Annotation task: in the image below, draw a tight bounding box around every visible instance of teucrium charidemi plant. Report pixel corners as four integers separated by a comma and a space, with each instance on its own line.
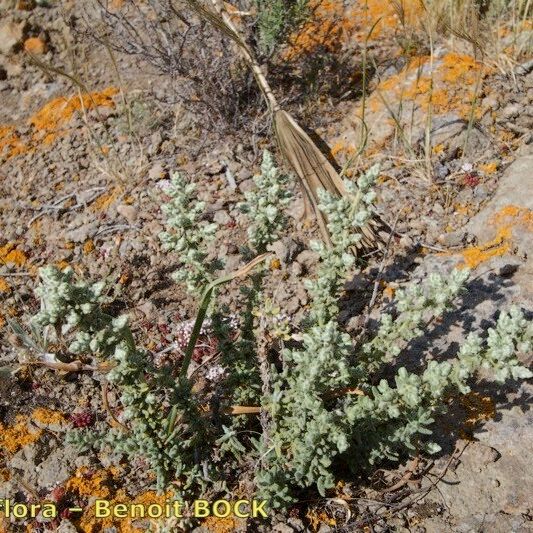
158, 172, 218, 294
239, 149, 292, 252
254, 165, 532, 506
32, 266, 133, 359
33, 268, 210, 494
28, 154, 531, 510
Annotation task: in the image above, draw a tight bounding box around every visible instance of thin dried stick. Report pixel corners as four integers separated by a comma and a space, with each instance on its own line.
102, 381, 130, 432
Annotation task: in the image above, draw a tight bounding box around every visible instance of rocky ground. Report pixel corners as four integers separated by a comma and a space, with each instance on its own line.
0, 0, 532, 532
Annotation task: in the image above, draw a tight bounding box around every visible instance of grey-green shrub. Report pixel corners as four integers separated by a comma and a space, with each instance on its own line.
29, 154, 531, 509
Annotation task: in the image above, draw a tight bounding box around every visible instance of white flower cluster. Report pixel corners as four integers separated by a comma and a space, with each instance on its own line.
306, 165, 379, 325
239, 150, 292, 252
159, 172, 218, 294
32, 266, 131, 358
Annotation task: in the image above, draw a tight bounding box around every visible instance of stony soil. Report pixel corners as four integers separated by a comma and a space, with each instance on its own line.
0, 1, 532, 532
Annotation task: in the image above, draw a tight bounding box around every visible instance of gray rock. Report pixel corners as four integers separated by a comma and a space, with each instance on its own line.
296, 250, 319, 272
473, 184, 489, 200
213, 210, 231, 225
438, 230, 466, 247
466, 148, 533, 277
223, 254, 241, 273
237, 168, 253, 182
272, 524, 294, 533
148, 131, 163, 155
287, 517, 305, 531
267, 238, 301, 265
116, 204, 139, 223
502, 103, 520, 119
238, 178, 255, 193
425, 402, 533, 522
10, 442, 42, 488
0, 21, 25, 55
148, 163, 165, 181
35, 444, 79, 489
62, 221, 99, 243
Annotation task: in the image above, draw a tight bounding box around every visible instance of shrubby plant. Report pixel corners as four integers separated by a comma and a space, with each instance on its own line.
239, 149, 292, 252
28, 153, 531, 509
159, 172, 219, 295
254, 0, 310, 55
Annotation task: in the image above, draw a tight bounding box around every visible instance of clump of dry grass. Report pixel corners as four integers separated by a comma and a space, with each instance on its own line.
420, 0, 532, 69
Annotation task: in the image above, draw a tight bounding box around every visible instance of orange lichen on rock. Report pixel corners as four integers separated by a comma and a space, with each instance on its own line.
283, 0, 424, 59
352, 0, 424, 39
66, 468, 176, 533
0, 125, 28, 158
455, 205, 533, 269
0, 415, 43, 454
330, 139, 358, 158
0, 242, 28, 267
364, 52, 489, 124
283, 0, 348, 60
1, 87, 118, 159
362, 52, 489, 128
83, 239, 95, 255
458, 392, 496, 439
490, 204, 533, 229
32, 408, 67, 427
306, 508, 337, 531
66, 467, 115, 500
24, 37, 47, 55
458, 226, 512, 269
90, 187, 121, 212
0, 278, 10, 292
479, 162, 498, 174
29, 87, 119, 145
202, 516, 239, 533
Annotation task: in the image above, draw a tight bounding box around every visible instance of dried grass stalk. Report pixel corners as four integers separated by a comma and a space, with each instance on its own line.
185, 0, 388, 250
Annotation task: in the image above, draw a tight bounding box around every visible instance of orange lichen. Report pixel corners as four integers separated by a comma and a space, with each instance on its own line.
32, 408, 67, 427
383, 285, 395, 300
24, 37, 47, 55
283, 0, 424, 60
29, 87, 119, 145
83, 239, 95, 255
66, 467, 114, 500
306, 509, 337, 532
458, 226, 512, 269
458, 392, 496, 439
0, 125, 28, 158
270, 258, 281, 270
0, 278, 10, 292
283, 0, 350, 60
66, 468, 176, 533
90, 187, 121, 212
490, 204, 533, 228
0, 243, 28, 267
353, 0, 424, 38
0, 415, 42, 454
55, 259, 70, 270
364, 52, 489, 126
455, 205, 533, 269
2, 87, 118, 159
202, 516, 238, 533
479, 162, 498, 174
330, 139, 357, 158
